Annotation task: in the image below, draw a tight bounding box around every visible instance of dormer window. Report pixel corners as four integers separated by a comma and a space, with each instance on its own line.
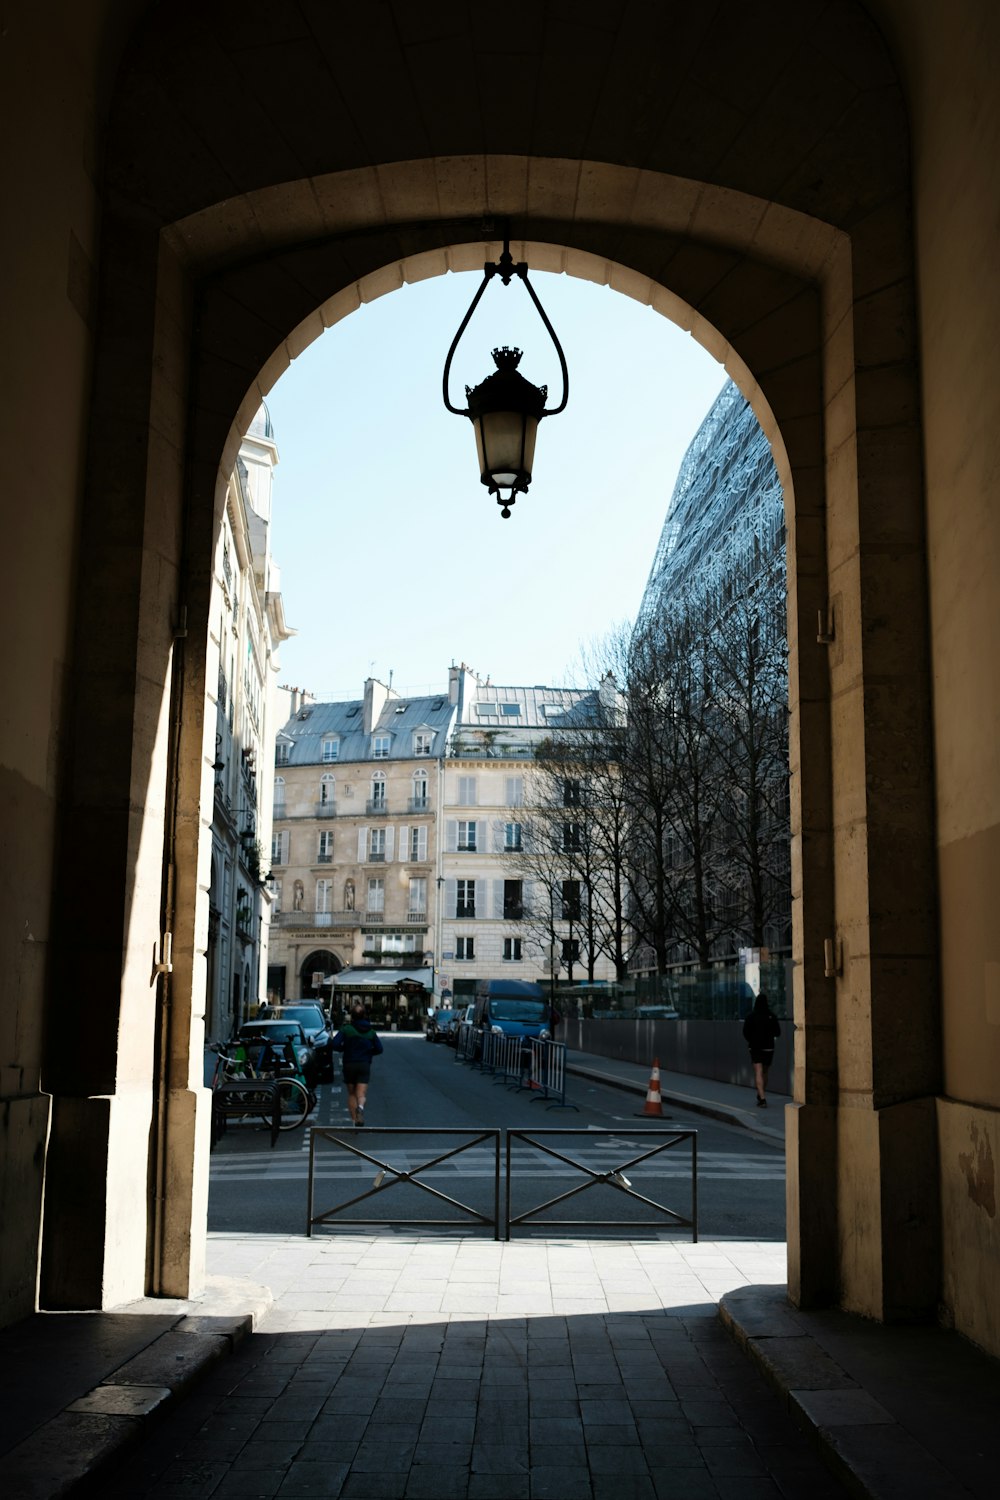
275, 741, 291, 765
322, 737, 340, 763
373, 734, 391, 759
413, 731, 434, 756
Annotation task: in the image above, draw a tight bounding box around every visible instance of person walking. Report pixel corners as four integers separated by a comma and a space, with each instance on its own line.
332, 999, 383, 1126
742, 991, 781, 1107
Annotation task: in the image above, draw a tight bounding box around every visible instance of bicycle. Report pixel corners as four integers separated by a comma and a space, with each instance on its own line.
210, 1039, 313, 1131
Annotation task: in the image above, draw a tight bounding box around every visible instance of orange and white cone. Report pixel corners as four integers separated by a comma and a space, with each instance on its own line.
641, 1057, 664, 1117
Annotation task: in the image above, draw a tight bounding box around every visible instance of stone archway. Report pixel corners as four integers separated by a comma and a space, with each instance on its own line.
42, 1, 937, 1332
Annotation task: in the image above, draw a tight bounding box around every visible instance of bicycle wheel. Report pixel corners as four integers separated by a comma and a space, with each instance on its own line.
258, 1076, 310, 1130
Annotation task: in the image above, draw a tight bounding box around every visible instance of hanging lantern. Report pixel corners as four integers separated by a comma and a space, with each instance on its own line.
443, 234, 568, 518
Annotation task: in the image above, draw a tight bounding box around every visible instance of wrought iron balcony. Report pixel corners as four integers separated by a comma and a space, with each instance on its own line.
407, 796, 430, 812
315, 801, 336, 816
367, 850, 386, 862
366, 798, 389, 815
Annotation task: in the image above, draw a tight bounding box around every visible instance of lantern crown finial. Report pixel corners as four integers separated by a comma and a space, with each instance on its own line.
492, 345, 522, 371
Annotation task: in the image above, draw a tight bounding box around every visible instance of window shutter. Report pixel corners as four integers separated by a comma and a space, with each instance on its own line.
445, 878, 457, 919
477, 820, 488, 851
505, 776, 523, 806
493, 880, 504, 920
357, 827, 367, 861
446, 819, 458, 853
459, 775, 477, 805
400, 825, 410, 860
417, 826, 428, 860
385, 826, 395, 861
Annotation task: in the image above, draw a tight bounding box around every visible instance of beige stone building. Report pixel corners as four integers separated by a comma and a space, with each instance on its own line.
4, 2, 1000, 1365
267, 679, 456, 1013
206, 406, 292, 1043
439, 666, 621, 1006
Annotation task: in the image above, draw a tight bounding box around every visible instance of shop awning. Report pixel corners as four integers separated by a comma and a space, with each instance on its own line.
330, 967, 431, 992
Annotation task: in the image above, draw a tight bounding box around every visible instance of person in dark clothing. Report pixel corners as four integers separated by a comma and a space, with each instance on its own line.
742, 991, 781, 1107
332, 999, 383, 1125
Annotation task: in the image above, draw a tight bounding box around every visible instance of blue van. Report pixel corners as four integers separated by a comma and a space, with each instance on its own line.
473, 978, 552, 1041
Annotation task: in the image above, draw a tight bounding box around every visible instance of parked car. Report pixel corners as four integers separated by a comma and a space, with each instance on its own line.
634, 1004, 680, 1020
261, 1002, 334, 1081
236, 1019, 317, 1086
426, 1008, 459, 1043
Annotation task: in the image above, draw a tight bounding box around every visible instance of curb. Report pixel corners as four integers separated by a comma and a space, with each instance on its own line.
718, 1288, 969, 1500
6, 1277, 272, 1500
564, 1060, 785, 1141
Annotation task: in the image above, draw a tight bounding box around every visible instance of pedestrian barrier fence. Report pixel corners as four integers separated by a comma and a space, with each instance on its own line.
454, 1025, 576, 1107
307, 1127, 502, 1239
305, 1126, 698, 1243
505, 1127, 698, 1241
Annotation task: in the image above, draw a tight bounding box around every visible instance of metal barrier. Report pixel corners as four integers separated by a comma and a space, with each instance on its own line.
525, 1039, 578, 1109
454, 1022, 479, 1064
307, 1127, 501, 1239
505, 1127, 698, 1241
211, 1078, 281, 1148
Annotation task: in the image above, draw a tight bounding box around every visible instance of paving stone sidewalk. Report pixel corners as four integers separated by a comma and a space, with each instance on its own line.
92, 1233, 848, 1500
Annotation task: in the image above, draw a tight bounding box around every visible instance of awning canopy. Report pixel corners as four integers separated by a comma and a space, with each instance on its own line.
330, 967, 431, 993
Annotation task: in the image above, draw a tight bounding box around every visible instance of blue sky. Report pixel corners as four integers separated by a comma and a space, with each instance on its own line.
265, 269, 726, 701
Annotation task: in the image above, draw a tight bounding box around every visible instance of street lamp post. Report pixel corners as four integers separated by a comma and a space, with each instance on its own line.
443, 234, 568, 517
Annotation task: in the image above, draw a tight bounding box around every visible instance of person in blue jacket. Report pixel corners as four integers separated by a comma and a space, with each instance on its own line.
332, 998, 384, 1126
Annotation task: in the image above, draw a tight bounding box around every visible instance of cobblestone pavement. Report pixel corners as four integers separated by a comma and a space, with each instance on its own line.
95, 1234, 847, 1499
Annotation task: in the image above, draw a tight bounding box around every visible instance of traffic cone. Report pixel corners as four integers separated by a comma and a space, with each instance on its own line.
639, 1057, 665, 1117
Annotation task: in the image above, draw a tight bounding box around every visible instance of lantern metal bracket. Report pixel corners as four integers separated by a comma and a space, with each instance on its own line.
442, 234, 569, 420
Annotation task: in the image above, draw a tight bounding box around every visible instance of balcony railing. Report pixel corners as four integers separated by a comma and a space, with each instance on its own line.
317, 853, 333, 863
364, 910, 384, 923
367, 850, 386, 862
273, 909, 358, 928
315, 801, 336, 816
406, 910, 428, 924
408, 796, 430, 812
366, 798, 389, 815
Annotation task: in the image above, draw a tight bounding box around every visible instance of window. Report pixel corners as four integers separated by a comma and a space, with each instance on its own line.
503, 879, 523, 920
504, 776, 523, 807
367, 877, 385, 913
318, 830, 334, 862
271, 830, 288, 865
456, 936, 475, 961
272, 880, 282, 914
316, 879, 332, 915
500, 703, 521, 716
408, 877, 427, 918
563, 822, 582, 852
321, 737, 339, 763
275, 742, 290, 765
370, 775, 386, 808
413, 731, 433, 756
408, 825, 428, 861
373, 734, 391, 759
457, 775, 477, 805
475, 703, 498, 717
563, 777, 581, 806
369, 827, 386, 860
273, 775, 285, 806
504, 821, 522, 851
561, 938, 580, 966
319, 772, 335, 805
456, 879, 476, 919
562, 879, 581, 921
411, 772, 429, 809
457, 819, 477, 852
503, 937, 522, 962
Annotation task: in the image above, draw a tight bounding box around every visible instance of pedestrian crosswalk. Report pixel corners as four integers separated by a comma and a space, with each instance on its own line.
210, 1136, 784, 1184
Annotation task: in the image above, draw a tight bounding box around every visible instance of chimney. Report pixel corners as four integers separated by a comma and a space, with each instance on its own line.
363, 676, 393, 734
290, 686, 300, 716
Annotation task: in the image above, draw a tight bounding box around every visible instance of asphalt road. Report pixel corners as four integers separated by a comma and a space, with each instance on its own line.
208, 1033, 785, 1241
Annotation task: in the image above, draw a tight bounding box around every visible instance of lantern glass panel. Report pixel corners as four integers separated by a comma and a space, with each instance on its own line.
473, 410, 539, 489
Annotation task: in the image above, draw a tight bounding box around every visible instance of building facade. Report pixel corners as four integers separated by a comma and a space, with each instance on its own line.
206, 406, 292, 1043
266, 677, 455, 1017
439, 666, 621, 1005
631, 380, 790, 975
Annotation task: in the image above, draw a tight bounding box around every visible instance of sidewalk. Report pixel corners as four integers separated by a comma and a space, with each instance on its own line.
2, 1060, 998, 1499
